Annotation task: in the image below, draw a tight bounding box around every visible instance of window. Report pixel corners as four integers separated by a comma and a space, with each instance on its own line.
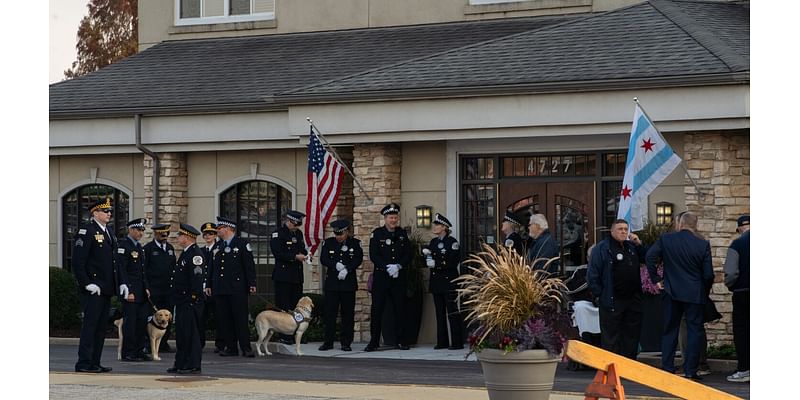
62, 185, 130, 271
220, 180, 291, 300
176, 0, 275, 26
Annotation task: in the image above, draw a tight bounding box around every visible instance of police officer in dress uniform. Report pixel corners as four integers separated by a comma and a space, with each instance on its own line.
118, 218, 152, 362
205, 216, 257, 357
365, 203, 413, 352
318, 219, 363, 352
423, 213, 464, 350
72, 198, 127, 373
199, 222, 224, 353
143, 223, 177, 354
167, 224, 207, 374
500, 211, 526, 256
269, 210, 309, 344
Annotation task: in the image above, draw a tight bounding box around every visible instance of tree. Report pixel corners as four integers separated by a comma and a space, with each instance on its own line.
64, 0, 138, 80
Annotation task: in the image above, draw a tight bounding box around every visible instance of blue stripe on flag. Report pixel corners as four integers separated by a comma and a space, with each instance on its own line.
633, 146, 675, 189
624, 114, 652, 170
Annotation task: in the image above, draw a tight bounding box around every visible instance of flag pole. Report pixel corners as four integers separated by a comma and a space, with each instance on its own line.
306, 117, 373, 202
633, 98, 706, 200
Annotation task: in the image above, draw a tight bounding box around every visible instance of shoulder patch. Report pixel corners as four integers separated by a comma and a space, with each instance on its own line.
75, 238, 84, 247
78, 229, 87, 235
246, 243, 252, 252
192, 255, 204, 266
117, 248, 126, 254
452, 242, 460, 250
272, 232, 279, 238
370, 233, 374, 239
505, 239, 514, 247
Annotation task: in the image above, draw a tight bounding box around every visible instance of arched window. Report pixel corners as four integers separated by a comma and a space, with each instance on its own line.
220, 180, 292, 299
62, 184, 130, 271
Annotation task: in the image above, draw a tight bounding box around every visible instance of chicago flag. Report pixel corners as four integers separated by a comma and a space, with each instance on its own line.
617, 103, 682, 231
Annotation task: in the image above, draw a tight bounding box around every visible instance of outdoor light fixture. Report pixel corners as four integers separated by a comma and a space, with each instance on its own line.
656, 201, 674, 225
416, 205, 432, 228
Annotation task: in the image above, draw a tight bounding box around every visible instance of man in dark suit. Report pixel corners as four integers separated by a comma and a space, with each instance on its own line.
269, 210, 308, 344
646, 212, 713, 380
143, 223, 176, 354
526, 213, 560, 273
205, 216, 257, 357
424, 213, 464, 350
117, 218, 151, 362
725, 215, 750, 383
318, 219, 362, 352
72, 198, 126, 373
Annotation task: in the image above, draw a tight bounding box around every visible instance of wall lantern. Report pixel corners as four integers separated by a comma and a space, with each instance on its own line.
416, 205, 432, 228
656, 201, 674, 225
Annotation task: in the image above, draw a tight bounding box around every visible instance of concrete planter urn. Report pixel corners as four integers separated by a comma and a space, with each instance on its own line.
477, 348, 559, 400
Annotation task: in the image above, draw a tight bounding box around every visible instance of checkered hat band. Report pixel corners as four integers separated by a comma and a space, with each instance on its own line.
287, 215, 301, 224
129, 223, 145, 229
218, 220, 236, 229
382, 207, 399, 215
504, 216, 520, 225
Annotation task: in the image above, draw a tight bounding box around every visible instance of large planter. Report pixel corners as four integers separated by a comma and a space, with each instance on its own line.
477, 348, 559, 400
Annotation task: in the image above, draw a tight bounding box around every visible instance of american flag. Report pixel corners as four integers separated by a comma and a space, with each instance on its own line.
304, 126, 345, 255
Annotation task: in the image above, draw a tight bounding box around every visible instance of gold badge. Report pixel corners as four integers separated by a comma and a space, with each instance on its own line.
131, 251, 139, 259
95, 234, 104, 243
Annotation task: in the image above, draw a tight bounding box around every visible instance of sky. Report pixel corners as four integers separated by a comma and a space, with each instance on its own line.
50, 0, 89, 83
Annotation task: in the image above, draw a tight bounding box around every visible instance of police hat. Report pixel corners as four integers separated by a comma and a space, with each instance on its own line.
89, 198, 112, 213
503, 211, 523, 226
433, 213, 452, 228
126, 218, 146, 230
201, 222, 217, 234
216, 216, 237, 230
151, 223, 171, 234
286, 210, 305, 226
381, 203, 400, 216
737, 215, 750, 230
178, 223, 200, 239
330, 219, 350, 234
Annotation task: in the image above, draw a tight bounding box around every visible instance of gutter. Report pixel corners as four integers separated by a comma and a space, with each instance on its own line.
134, 114, 159, 226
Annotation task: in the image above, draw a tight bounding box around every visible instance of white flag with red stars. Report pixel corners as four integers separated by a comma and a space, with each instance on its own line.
617, 103, 682, 231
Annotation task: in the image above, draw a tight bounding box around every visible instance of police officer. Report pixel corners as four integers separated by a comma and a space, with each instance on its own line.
205, 216, 257, 357
200, 222, 224, 353
423, 213, 464, 350
143, 223, 177, 354
318, 219, 362, 352
269, 210, 308, 344
72, 198, 127, 373
117, 218, 151, 362
167, 224, 207, 374
365, 203, 413, 352
500, 211, 526, 256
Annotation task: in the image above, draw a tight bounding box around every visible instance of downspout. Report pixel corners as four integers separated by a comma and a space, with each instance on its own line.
134, 114, 159, 226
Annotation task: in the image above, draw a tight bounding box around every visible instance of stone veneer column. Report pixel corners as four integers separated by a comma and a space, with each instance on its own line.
143, 153, 189, 253
350, 144, 402, 343
684, 131, 749, 346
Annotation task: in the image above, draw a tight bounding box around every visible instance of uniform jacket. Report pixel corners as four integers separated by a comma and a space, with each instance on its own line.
425, 234, 462, 294
172, 243, 207, 306
72, 220, 121, 297
143, 240, 176, 297
321, 236, 363, 291
503, 231, 526, 257
270, 225, 308, 284
527, 229, 560, 273
645, 229, 713, 304
201, 238, 220, 266
208, 235, 257, 295
116, 236, 148, 303
587, 236, 647, 310
369, 226, 413, 290
724, 230, 750, 292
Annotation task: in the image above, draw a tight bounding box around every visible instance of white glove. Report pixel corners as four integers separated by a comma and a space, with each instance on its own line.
336, 262, 345, 272
119, 284, 130, 298
85, 284, 101, 296
426, 258, 435, 268
338, 269, 348, 280
386, 264, 398, 276
422, 248, 431, 256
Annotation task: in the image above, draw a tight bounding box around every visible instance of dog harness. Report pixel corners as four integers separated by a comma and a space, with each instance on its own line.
287, 305, 311, 334
148, 318, 167, 331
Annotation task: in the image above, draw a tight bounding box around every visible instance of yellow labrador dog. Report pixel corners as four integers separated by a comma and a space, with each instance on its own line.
116, 309, 173, 360
254, 296, 314, 356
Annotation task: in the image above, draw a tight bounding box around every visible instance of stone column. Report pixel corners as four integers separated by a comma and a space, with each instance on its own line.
351, 144, 402, 343
684, 131, 749, 345
143, 153, 189, 253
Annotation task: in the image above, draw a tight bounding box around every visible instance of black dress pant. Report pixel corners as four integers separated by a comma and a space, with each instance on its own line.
323, 290, 355, 346
215, 293, 251, 353
121, 301, 149, 357
275, 282, 303, 341
174, 302, 204, 370
149, 294, 173, 352
369, 284, 406, 346
598, 292, 642, 360
75, 294, 111, 370
432, 289, 463, 347
732, 290, 750, 371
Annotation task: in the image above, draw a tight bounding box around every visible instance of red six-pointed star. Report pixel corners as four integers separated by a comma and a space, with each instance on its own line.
641, 138, 655, 153
621, 185, 632, 200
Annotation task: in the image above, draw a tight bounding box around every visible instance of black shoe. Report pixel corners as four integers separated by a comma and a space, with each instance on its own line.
219, 349, 238, 357
448, 345, 464, 350
341, 345, 352, 352
96, 365, 113, 373
686, 375, 703, 381
364, 344, 378, 352
75, 366, 101, 373
242, 350, 255, 358
213, 348, 222, 354
318, 343, 333, 351
160, 346, 174, 353
121, 356, 140, 362
167, 367, 179, 374
188, 368, 202, 374
278, 338, 294, 345
137, 354, 153, 362
396, 344, 410, 350
433, 344, 448, 350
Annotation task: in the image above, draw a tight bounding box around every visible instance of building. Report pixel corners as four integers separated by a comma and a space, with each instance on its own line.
50, 0, 749, 344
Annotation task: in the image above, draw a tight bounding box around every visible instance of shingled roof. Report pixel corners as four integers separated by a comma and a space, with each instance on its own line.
282, 0, 749, 101
49, 15, 578, 118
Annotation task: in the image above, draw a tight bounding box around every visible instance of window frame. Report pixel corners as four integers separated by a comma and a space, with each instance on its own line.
174, 0, 276, 27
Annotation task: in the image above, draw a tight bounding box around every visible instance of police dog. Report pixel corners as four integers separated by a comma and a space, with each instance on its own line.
254, 296, 314, 357
115, 308, 172, 361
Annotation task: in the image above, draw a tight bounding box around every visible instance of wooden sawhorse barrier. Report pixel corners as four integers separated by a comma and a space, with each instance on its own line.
565, 340, 743, 400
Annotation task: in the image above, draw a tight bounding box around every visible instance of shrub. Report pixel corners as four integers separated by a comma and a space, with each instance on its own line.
49, 267, 81, 330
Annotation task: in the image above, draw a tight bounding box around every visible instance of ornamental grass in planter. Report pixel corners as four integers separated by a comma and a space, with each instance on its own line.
455, 244, 574, 400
